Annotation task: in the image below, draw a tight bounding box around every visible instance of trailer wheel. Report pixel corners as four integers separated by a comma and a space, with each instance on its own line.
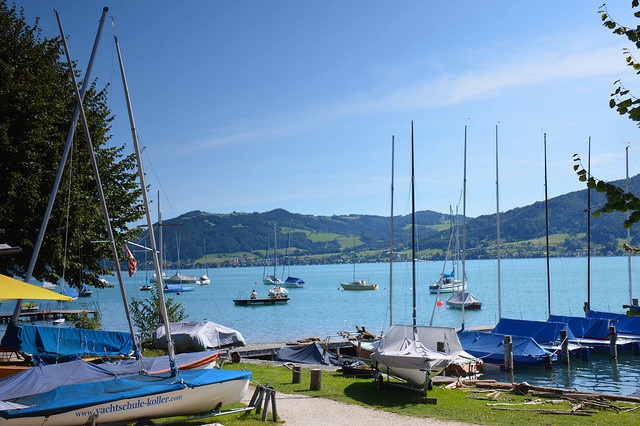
376, 373, 384, 390
231, 352, 241, 363
427, 378, 433, 391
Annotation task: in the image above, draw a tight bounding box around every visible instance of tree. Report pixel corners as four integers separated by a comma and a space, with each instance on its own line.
0, 1, 144, 288
130, 291, 186, 346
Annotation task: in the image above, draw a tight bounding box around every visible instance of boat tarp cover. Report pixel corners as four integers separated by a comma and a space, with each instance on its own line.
370, 325, 452, 371
284, 276, 305, 284
384, 324, 480, 365
275, 342, 339, 365
492, 318, 577, 344
0, 352, 221, 401
0, 323, 133, 364
548, 315, 611, 339
446, 291, 481, 305
0, 368, 251, 419
457, 330, 555, 365
587, 309, 640, 336
152, 321, 245, 352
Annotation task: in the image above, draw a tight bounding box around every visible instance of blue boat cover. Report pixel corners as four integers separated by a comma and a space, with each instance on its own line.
548, 315, 611, 339
0, 368, 251, 420
275, 342, 339, 365
457, 330, 556, 366
492, 318, 576, 344
587, 309, 640, 335
284, 276, 305, 284
1, 323, 133, 364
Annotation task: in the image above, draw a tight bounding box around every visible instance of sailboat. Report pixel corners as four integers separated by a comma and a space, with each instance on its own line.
370, 122, 453, 392
198, 237, 211, 285
281, 225, 306, 288
0, 19, 251, 425
429, 206, 465, 294
263, 223, 283, 285
446, 126, 482, 311
340, 237, 378, 290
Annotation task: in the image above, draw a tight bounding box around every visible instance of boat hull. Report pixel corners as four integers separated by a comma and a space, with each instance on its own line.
233, 297, 289, 306
0, 370, 250, 426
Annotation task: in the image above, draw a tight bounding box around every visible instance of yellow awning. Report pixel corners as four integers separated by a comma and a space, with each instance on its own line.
0, 274, 73, 301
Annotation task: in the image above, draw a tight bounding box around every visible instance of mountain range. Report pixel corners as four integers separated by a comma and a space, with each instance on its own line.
140, 175, 640, 269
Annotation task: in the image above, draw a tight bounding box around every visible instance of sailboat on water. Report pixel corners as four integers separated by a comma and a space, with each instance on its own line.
263, 223, 283, 286
0, 17, 250, 425
446, 126, 482, 311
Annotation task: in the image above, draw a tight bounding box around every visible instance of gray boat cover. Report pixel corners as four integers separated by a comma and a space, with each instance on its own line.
274, 342, 339, 366
153, 321, 245, 352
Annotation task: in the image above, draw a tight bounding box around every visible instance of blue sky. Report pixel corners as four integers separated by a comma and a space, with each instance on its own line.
14, 1, 640, 220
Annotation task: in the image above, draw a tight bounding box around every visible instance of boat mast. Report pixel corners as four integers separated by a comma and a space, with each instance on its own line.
586, 137, 591, 315
115, 35, 177, 374
627, 144, 633, 306
13, 7, 109, 321
461, 125, 467, 329
411, 121, 417, 330
496, 123, 502, 320
544, 133, 551, 316
273, 222, 278, 279
389, 135, 395, 327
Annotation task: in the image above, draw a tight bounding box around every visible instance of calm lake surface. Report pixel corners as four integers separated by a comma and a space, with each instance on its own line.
5, 256, 640, 395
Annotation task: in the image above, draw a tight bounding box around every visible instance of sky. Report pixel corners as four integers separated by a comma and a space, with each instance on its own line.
12, 1, 640, 220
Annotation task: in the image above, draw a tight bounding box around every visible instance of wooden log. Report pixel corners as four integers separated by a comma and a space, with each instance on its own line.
292, 366, 301, 384
310, 368, 322, 391
261, 387, 271, 421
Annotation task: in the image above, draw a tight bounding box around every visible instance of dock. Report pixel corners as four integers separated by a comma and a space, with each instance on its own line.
0, 309, 100, 324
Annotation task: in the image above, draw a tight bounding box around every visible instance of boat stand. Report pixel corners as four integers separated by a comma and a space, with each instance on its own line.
373, 368, 436, 402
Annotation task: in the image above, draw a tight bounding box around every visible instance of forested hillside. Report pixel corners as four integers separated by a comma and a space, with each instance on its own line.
137, 175, 640, 269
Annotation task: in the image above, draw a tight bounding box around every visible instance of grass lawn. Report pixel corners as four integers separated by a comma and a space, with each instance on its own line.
145, 362, 639, 425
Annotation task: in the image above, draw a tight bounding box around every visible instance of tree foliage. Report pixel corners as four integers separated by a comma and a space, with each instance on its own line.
571, 2, 640, 234
0, 1, 144, 288
129, 291, 186, 346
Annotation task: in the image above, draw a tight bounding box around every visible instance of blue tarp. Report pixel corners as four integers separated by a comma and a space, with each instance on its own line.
284, 276, 305, 285
548, 315, 611, 339
492, 318, 576, 344
587, 309, 640, 336
0, 323, 133, 364
457, 330, 556, 366
275, 342, 339, 366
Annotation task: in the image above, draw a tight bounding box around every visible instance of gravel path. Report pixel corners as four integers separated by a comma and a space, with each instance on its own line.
241, 386, 470, 425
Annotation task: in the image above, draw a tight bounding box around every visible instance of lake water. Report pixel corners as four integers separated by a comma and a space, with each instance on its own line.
4, 256, 640, 395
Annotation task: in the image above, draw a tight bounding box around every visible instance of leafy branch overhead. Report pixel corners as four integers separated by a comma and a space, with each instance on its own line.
572, 154, 640, 228
573, 2, 640, 230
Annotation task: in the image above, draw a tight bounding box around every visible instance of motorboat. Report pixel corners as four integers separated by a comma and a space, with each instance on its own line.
340, 279, 378, 291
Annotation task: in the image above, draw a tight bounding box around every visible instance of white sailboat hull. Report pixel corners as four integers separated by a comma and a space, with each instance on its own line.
0, 375, 249, 426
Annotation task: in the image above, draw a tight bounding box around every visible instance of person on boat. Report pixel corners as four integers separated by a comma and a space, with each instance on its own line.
251, 290, 257, 299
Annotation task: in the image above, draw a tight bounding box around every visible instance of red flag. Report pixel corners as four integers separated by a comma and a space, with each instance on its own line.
125, 245, 137, 277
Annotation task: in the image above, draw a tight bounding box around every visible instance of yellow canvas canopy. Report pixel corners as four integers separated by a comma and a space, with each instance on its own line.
0, 274, 73, 301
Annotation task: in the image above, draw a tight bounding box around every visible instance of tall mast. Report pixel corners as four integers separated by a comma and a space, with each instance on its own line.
627, 144, 633, 306
461, 125, 467, 329
495, 123, 502, 319
115, 35, 177, 374
389, 135, 395, 327
13, 7, 109, 321
544, 133, 551, 316
586, 137, 591, 315
411, 121, 417, 330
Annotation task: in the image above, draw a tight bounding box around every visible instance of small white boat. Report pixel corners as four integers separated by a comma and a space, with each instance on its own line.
428, 271, 465, 294
198, 274, 211, 285
262, 274, 282, 286
282, 276, 305, 288
340, 279, 378, 291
